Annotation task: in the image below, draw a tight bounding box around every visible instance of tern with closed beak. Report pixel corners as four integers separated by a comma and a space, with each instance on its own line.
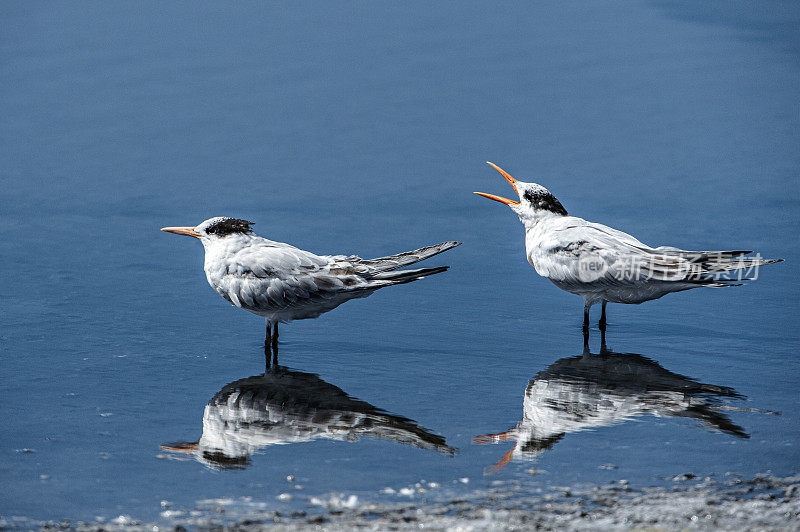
162, 217, 460, 348
475, 162, 782, 331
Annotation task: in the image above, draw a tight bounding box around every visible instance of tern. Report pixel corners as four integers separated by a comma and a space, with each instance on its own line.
162, 217, 460, 348
161, 365, 453, 469
475, 162, 782, 331
473, 344, 750, 472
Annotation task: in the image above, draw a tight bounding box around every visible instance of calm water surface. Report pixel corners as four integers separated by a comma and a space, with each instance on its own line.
1, 1, 798, 523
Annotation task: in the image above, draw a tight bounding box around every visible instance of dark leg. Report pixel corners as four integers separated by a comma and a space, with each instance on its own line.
600, 325, 608, 354
265, 323, 272, 369
272, 322, 279, 351
271, 338, 279, 367
599, 301, 607, 332
582, 326, 590, 355
582, 303, 590, 334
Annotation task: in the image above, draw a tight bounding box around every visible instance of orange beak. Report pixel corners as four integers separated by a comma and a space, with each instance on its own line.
474, 161, 521, 206
161, 226, 202, 238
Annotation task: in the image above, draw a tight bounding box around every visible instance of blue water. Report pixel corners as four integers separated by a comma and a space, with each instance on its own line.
1, 1, 798, 523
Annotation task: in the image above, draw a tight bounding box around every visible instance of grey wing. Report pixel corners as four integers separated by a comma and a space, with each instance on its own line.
649, 247, 780, 276
232, 243, 330, 276
537, 224, 709, 289
539, 221, 777, 290
221, 241, 458, 318
223, 245, 375, 315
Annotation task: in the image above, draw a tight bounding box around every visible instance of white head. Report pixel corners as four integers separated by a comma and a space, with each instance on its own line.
161, 217, 255, 245
475, 162, 568, 226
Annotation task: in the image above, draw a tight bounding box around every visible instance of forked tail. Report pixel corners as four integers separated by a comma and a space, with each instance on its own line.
369, 266, 450, 285
681, 252, 783, 285
645, 247, 783, 285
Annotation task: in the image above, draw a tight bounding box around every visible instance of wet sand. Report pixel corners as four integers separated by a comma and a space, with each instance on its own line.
9, 473, 798, 531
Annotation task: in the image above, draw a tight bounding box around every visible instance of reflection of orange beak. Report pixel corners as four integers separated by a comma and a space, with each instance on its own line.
161, 226, 202, 238
472, 431, 518, 475
160, 442, 199, 454
474, 161, 521, 206
159, 442, 199, 462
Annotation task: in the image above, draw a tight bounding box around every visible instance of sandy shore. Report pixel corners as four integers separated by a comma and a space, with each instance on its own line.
7, 473, 799, 531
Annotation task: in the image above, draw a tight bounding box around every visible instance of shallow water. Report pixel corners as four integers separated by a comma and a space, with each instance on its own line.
1, 1, 798, 524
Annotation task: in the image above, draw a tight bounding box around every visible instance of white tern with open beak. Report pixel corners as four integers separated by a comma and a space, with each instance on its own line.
475, 162, 782, 331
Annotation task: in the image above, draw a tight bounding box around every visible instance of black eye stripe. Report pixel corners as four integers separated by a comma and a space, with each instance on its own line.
205, 218, 254, 236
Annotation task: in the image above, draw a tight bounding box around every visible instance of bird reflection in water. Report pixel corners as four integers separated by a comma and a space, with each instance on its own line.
161, 345, 453, 469
474, 331, 775, 472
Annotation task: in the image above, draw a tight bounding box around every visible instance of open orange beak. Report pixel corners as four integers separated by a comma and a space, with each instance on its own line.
474, 161, 521, 206
161, 226, 202, 238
